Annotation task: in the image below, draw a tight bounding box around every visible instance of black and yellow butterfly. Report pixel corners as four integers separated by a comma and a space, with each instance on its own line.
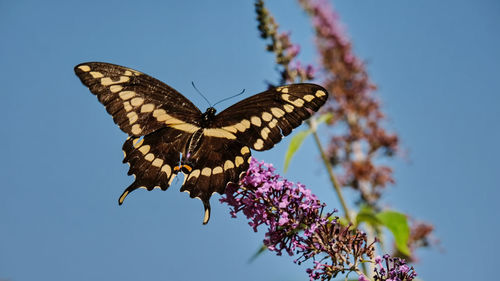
74, 62, 328, 224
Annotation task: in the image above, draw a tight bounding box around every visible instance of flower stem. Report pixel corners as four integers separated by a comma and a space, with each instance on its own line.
309, 123, 351, 223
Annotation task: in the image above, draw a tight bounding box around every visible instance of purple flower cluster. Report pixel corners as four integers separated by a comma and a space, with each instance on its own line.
221, 158, 329, 256
372, 255, 417, 281
220, 157, 417, 281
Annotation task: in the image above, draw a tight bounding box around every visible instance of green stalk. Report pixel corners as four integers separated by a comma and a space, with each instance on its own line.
309, 122, 351, 223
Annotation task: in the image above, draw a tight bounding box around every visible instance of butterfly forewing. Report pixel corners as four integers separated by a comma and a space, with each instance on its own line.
211, 84, 328, 151
74, 62, 202, 136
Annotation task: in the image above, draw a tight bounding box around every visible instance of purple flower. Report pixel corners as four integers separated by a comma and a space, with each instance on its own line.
220, 158, 328, 256
286, 44, 301, 58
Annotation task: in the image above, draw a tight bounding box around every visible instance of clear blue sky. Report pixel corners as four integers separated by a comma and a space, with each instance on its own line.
1, 0, 499, 280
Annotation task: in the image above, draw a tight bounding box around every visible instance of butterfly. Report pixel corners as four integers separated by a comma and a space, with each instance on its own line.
74, 62, 328, 224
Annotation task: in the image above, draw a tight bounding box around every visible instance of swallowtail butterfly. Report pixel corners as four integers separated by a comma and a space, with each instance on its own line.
75, 62, 328, 224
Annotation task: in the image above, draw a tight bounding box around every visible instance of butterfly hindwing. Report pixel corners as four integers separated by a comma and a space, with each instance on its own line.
180, 135, 251, 223
211, 84, 328, 151
74, 62, 202, 136
119, 127, 192, 204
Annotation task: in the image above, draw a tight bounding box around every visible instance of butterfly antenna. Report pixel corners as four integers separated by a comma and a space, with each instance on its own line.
191, 81, 212, 108
213, 89, 246, 107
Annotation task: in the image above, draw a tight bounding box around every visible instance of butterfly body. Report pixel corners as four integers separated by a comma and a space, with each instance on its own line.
74, 62, 328, 224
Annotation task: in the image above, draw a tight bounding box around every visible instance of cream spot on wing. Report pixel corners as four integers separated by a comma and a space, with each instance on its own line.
124, 70, 133, 76
140, 103, 155, 113
222, 126, 238, 133
101, 76, 130, 86
303, 94, 315, 102
235, 156, 244, 167
201, 167, 212, 176
168, 173, 177, 185
153, 109, 172, 122
156, 114, 170, 122
224, 160, 234, 169
152, 158, 163, 167
133, 138, 144, 148
240, 146, 250, 155
127, 112, 138, 124
170, 123, 199, 133
241, 119, 251, 128
119, 190, 129, 204
233, 119, 251, 132
188, 169, 200, 180
123, 101, 132, 112
144, 153, 155, 162
78, 65, 91, 72
234, 123, 245, 132
315, 90, 326, 97
130, 97, 144, 107
262, 112, 272, 122
251, 116, 262, 127
282, 94, 304, 107
277, 86, 289, 93
127, 69, 141, 76
138, 145, 150, 154
203, 208, 210, 225
271, 107, 285, 118
131, 124, 142, 135
268, 118, 278, 128
254, 139, 264, 150
153, 109, 166, 117
110, 85, 123, 93
90, 71, 104, 78
119, 91, 135, 100
123, 150, 126, 158
203, 128, 236, 139
153, 111, 193, 129
162, 164, 172, 177
261, 127, 271, 139
212, 166, 223, 174
283, 104, 294, 113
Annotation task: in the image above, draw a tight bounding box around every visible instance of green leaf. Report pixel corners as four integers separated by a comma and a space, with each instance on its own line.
376, 210, 411, 256
355, 205, 382, 228
283, 113, 332, 173
284, 129, 311, 172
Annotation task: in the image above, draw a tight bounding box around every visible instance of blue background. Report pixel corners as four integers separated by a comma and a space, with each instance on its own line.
1, 0, 499, 280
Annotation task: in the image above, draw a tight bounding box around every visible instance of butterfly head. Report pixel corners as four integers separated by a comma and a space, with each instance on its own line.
201, 107, 217, 126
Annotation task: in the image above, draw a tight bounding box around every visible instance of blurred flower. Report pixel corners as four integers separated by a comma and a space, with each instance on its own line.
255, 0, 316, 84
298, 0, 399, 205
